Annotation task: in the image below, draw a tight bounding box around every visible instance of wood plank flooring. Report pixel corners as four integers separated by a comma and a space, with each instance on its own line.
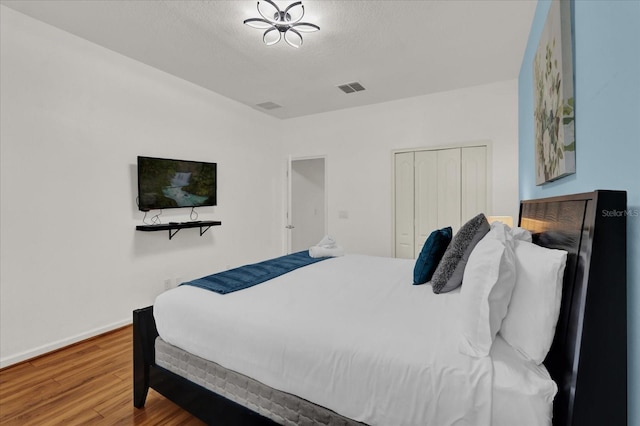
0, 325, 205, 425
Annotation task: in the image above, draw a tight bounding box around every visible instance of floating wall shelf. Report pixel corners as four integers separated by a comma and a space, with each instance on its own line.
136, 221, 221, 240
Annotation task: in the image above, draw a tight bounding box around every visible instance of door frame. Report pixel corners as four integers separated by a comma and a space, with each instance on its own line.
286, 155, 328, 254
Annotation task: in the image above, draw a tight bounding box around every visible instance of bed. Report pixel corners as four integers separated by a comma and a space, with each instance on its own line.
133, 190, 627, 426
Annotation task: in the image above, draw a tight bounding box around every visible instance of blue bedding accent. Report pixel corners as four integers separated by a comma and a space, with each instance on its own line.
181, 251, 330, 295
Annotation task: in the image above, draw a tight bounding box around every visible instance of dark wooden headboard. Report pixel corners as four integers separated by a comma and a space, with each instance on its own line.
519, 190, 627, 426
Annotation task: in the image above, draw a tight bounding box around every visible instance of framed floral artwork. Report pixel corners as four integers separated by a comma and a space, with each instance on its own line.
533, 0, 575, 185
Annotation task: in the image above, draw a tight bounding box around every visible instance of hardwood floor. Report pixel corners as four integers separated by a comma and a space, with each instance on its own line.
0, 325, 205, 425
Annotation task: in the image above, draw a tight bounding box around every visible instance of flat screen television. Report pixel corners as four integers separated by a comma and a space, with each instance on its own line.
137, 156, 217, 211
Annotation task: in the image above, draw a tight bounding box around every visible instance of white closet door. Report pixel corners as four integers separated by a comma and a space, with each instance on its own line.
437, 148, 462, 232
461, 146, 487, 223
394, 152, 415, 259
393, 145, 487, 259
414, 150, 438, 257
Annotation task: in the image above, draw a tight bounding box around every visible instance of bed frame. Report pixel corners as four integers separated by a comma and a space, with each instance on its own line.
133, 190, 627, 426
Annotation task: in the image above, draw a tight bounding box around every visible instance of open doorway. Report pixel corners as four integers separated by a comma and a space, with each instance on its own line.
287, 157, 327, 253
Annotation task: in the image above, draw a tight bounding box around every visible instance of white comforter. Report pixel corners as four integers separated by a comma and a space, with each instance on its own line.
154, 254, 554, 426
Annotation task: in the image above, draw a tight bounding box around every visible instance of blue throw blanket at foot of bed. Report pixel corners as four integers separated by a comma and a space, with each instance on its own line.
181, 250, 330, 295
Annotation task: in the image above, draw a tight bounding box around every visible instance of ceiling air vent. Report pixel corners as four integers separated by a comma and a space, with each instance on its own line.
256, 101, 282, 110
337, 82, 366, 94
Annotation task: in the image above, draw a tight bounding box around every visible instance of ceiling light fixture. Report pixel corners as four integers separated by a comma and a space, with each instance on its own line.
244, 0, 320, 48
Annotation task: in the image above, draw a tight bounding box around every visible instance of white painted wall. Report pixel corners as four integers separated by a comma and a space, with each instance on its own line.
282, 80, 520, 256
0, 7, 283, 367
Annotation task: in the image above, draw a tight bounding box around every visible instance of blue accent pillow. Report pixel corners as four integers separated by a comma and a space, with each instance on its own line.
413, 227, 453, 285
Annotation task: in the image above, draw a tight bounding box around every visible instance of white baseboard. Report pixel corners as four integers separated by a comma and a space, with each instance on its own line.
0, 318, 131, 369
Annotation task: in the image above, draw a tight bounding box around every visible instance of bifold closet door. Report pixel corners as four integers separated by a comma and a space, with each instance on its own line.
395, 152, 415, 259
436, 149, 462, 233
394, 146, 486, 259
414, 151, 438, 258
461, 146, 487, 223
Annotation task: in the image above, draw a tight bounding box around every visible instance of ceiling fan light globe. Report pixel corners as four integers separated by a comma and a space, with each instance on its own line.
257, 0, 281, 24
283, 2, 305, 24
244, 18, 274, 30
263, 27, 282, 46
284, 29, 303, 48
290, 22, 319, 33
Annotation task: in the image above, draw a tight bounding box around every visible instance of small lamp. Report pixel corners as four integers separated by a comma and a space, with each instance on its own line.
487, 215, 514, 227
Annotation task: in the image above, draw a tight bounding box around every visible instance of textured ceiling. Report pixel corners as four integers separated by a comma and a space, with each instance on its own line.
1, 0, 537, 120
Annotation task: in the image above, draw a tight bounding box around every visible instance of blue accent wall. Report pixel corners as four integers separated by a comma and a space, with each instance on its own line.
519, 0, 640, 422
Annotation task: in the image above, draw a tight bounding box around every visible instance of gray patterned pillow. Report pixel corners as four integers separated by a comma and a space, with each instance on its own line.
431, 213, 490, 294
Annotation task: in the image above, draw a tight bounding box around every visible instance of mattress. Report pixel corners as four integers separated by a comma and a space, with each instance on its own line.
156, 335, 554, 426
156, 337, 364, 426
154, 254, 556, 426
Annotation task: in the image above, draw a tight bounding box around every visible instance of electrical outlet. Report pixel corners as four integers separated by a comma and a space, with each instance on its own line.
164, 278, 172, 291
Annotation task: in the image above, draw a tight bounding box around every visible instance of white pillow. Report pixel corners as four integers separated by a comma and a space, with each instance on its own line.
510, 226, 532, 242
459, 222, 516, 357
499, 240, 568, 364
